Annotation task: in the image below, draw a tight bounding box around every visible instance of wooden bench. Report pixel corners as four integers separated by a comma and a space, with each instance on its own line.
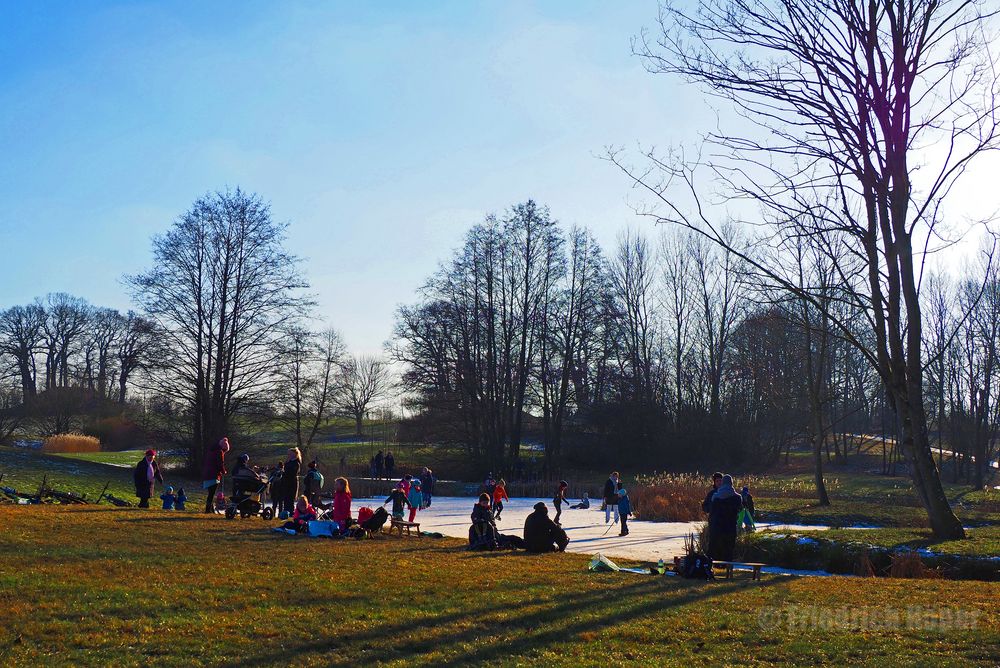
712, 561, 766, 580
389, 518, 421, 537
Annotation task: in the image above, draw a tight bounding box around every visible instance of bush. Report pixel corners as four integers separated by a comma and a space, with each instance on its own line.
41, 433, 101, 453
83, 416, 144, 451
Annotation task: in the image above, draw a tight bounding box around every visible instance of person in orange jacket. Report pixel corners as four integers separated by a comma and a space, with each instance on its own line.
492, 479, 510, 520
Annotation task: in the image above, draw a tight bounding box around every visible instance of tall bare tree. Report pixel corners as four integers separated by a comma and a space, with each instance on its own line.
613, 0, 1000, 538
128, 188, 310, 469
338, 355, 390, 436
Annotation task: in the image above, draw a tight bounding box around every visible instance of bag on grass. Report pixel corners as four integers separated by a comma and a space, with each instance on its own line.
357, 506, 374, 525
681, 552, 714, 580
361, 507, 389, 532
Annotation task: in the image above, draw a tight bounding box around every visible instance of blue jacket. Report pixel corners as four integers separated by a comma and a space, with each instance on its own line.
160, 493, 176, 510
618, 494, 631, 517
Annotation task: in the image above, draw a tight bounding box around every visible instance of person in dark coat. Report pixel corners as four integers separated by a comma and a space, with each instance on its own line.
281, 448, 302, 517
373, 450, 384, 479
421, 467, 435, 508
469, 493, 498, 548
133, 449, 164, 508
523, 502, 569, 553
201, 437, 229, 514
701, 472, 724, 514
384, 451, 395, 478
706, 474, 744, 561
602, 471, 620, 523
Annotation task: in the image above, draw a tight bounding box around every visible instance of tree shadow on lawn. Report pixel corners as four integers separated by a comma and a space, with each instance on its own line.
219, 568, 792, 667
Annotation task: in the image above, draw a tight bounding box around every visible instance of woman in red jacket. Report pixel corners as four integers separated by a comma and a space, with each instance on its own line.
201, 437, 230, 514
331, 477, 353, 532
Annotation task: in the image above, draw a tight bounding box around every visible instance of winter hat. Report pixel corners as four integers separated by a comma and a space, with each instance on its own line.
240, 453, 250, 463
559, 480, 568, 487
742, 486, 749, 493
145, 449, 156, 457
712, 472, 724, 481
308, 460, 318, 470
722, 474, 734, 487
533, 502, 548, 513
412, 478, 421, 487
618, 487, 627, 496
166, 486, 174, 494
219, 438, 231, 453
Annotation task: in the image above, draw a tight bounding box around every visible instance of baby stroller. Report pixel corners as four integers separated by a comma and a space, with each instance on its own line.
225, 467, 273, 520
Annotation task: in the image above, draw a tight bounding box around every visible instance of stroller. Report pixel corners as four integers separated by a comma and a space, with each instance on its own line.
225, 467, 273, 520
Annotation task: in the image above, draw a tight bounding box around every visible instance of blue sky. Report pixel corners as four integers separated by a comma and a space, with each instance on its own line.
0, 2, 798, 354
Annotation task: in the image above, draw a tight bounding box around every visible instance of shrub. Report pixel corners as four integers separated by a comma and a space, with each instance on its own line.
41, 433, 101, 453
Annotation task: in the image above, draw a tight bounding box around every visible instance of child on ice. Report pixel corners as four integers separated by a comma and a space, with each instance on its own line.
407, 479, 423, 523
617, 486, 632, 537
553, 480, 568, 525
384, 483, 412, 520
493, 479, 509, 520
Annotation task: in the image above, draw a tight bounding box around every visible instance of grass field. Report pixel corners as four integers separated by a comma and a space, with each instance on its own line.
0, 506, 998, 667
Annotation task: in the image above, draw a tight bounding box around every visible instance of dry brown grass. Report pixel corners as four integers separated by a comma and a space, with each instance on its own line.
889, 552, 944, 579
41, 433, 101, 454
631, 473, 706, 521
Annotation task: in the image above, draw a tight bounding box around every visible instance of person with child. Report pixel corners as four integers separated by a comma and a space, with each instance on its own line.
201, 437, 230, 514
705, 474, 744, 561
133, 449, 163, 508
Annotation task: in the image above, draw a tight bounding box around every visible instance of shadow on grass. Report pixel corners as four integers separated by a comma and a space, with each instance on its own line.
218, 568, 793, 667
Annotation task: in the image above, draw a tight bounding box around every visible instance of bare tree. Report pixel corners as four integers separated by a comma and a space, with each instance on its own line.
338, 355, 390, 436
128, 188, 311, 470
613, 0, 1000, 538
0, 304, 45, 399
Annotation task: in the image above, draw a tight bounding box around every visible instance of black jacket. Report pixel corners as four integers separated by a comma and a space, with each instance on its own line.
707, 488, 744, 535
701, 487, 717, 514
523, 507, 561, 553
471, 503, 494, 527
133, 459, 163, 498
741, 490, 755, 517
603, 478, 617, 505
283, 459, 301, 493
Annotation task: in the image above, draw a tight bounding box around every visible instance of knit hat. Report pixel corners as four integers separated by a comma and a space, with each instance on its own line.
412, 478, 421, 487
240, 453, 250, 463
166, 486, 174, 493
742, 486, 749, 493
144, 449, 156, 457
533, 502, 548, 513
308, 460, 318, 470
618, 487, 627, 496
219, 438, 230, 453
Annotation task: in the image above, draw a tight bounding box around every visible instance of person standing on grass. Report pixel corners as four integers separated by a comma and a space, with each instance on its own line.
373, 450, 384, 479
706, 474, 743, 562
303, 460, 325, 508
331, 477, 352, 532
281, 448, 302, 518
201, 437, 230, 514
701, 472, 724, 513
384, 451, 395, 479
133, 449, 163, 508
602, 472, 620, 524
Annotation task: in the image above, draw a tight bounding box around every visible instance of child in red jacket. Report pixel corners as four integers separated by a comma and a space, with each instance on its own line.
492, 479, 510, 520
275, 496, 317, 533
331, 477, 353, 532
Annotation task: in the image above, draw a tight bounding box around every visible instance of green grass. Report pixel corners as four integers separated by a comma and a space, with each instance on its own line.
1, 506, 999, 667
785, 526, 1000, 559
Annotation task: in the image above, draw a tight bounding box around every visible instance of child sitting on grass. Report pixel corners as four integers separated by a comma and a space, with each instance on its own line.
175, 488, 187, 511
275, 496, 316, 533
384, 483, 412, 520
214, 490, 226, 513
492, 479, 509, 520
160, 486, 177, 510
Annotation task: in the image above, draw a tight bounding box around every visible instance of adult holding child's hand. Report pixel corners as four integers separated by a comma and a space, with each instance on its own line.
133, 449, 163, 508
202, 437, 230, 514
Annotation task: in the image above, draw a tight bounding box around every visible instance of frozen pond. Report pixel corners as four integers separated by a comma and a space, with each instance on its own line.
350, 495, 834, 564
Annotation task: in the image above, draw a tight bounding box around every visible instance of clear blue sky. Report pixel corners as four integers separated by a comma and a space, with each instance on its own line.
0, 2, 725, 354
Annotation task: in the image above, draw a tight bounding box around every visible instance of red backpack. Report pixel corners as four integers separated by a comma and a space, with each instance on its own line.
357, 506, 374, 524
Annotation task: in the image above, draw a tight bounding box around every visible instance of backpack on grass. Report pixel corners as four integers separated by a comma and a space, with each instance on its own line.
681, 552, 714, 580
